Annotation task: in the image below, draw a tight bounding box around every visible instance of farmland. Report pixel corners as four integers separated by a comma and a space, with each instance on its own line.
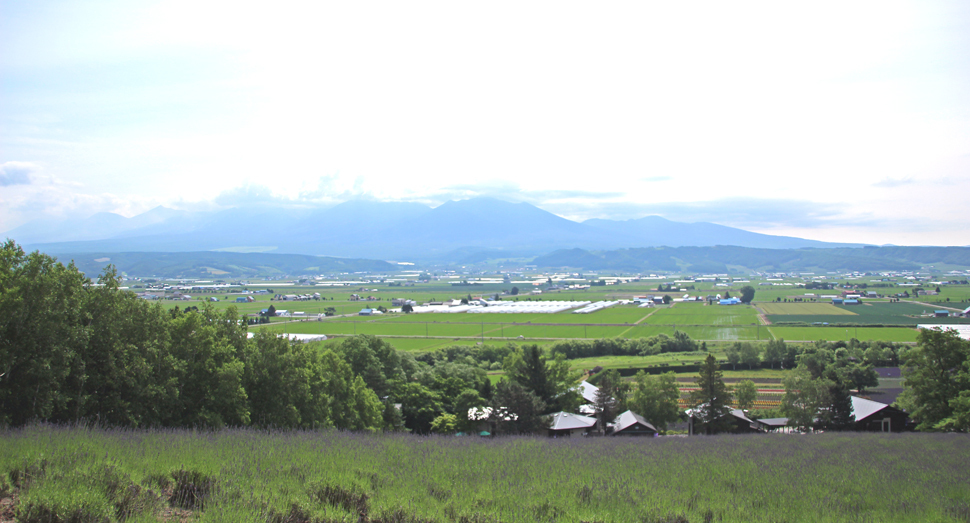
3, 425, 969, 523
766, 302, 970, 326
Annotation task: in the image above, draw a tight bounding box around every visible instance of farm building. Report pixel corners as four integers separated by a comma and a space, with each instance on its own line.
573, 381, 600, 415
843, 299, 860, 305
685, 406, 760, 435
963, 306, 970, 317
752, 418, 791, 433
934, 310, 950, 318
719, 297, 741, 305
609, 410, 658, 437
548, 411, 597, 437
832, 298, 844, 304
850, 396, 908, 432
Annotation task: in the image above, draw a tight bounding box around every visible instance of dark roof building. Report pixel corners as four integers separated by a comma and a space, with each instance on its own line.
548, 411, 597, 437
610, 410, 658, 437
850, 396, 908, 432
686, 406, 762, 435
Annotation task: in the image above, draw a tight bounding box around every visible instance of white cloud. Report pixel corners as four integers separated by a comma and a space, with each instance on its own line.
0, 161, 39, 186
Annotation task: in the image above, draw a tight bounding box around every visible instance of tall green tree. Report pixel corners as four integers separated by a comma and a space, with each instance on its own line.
490, 380, 547, 435
593, 370, 625, 433
689, 354, 734, 434
504, 345, 580, 412
739, 285, 756, 304
734, 380, 757, 411
629, 371, 681, 433
898, 327, 970, 431
781, 370, 832, 431
0, 241, 87, 426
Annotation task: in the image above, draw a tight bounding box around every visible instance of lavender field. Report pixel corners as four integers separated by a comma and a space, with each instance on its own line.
2, 425, 969, 523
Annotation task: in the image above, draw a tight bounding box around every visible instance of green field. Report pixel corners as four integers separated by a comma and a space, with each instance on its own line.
5, 426, 969, 523
767, 325, 920, 342
759, 302, 857, 315
640, 303, 760, 325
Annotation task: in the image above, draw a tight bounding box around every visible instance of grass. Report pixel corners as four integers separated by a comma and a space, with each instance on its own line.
767, 326, 920, 342
3, 425, 970, 522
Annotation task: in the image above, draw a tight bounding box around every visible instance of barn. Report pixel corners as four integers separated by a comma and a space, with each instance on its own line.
610, 410, 658, 437
850, 396, 909, 432
548, 411, 597, 437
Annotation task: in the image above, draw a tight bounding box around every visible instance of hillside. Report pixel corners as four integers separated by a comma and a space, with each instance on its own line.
532, 246, 970, 272
8, 197, 864, 261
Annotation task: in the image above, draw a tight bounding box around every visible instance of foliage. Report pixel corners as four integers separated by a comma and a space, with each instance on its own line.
898, 327, 970, 431
734, 380, 757, 412
490, 381, 547, 435
628, 371, 682, 433
739, 285, 755, 304
0, 240, 386, 431
688, 355, 734, 434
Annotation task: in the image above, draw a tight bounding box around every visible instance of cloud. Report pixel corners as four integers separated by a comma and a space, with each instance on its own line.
0, 161, 39, 186
540, 198, 863, 229
640, 176, 672, 183
872, 177, 915, 188
437, 182, 623, 205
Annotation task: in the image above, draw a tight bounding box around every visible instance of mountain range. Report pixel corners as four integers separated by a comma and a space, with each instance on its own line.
5, 197, 862, 262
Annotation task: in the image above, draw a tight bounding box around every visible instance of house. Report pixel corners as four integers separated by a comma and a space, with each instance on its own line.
359, 308, 374, 316
752, 417, 790, 433
850, 396, 908, 432
573, 381, 600, 415
548, 411, 597, 437
686, 406, 761, 435
235, 296, 249, 303
610, 410, 658, 437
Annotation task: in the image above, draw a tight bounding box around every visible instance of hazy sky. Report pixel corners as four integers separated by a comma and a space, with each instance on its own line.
2, 1, 969, 245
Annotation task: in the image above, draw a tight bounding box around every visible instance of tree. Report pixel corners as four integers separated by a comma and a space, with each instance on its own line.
740, 286, 755, 304
723, 291, 731, 299
688, 354, 734, 434
323, 306, 337, 316
510, 286, 520, 296
781, 370, 831, 432
662, 295, 672, 305
504, 345, 581, 411
265, 304, 277, 317
897, 327, 970, 431
726, 343, 741, 370
740, 342, 761, 370
401, 303, 413, 313
429, 413, 458, 434
399, 382, 444, 434
629, 371, 681, 433
593, 370, 624, 433
734, 380, 757, 411
490, 381, 547, 435
764, 339, 786, 369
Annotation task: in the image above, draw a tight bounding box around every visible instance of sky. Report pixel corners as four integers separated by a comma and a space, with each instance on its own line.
1, 0, 969, 246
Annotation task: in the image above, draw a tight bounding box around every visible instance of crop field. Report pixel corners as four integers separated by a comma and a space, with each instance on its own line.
4, 426, 970, 523
767, 326, 920, 342
640, 304, 760, 325
767, 301, 970, 326
758, 303, 857, 315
